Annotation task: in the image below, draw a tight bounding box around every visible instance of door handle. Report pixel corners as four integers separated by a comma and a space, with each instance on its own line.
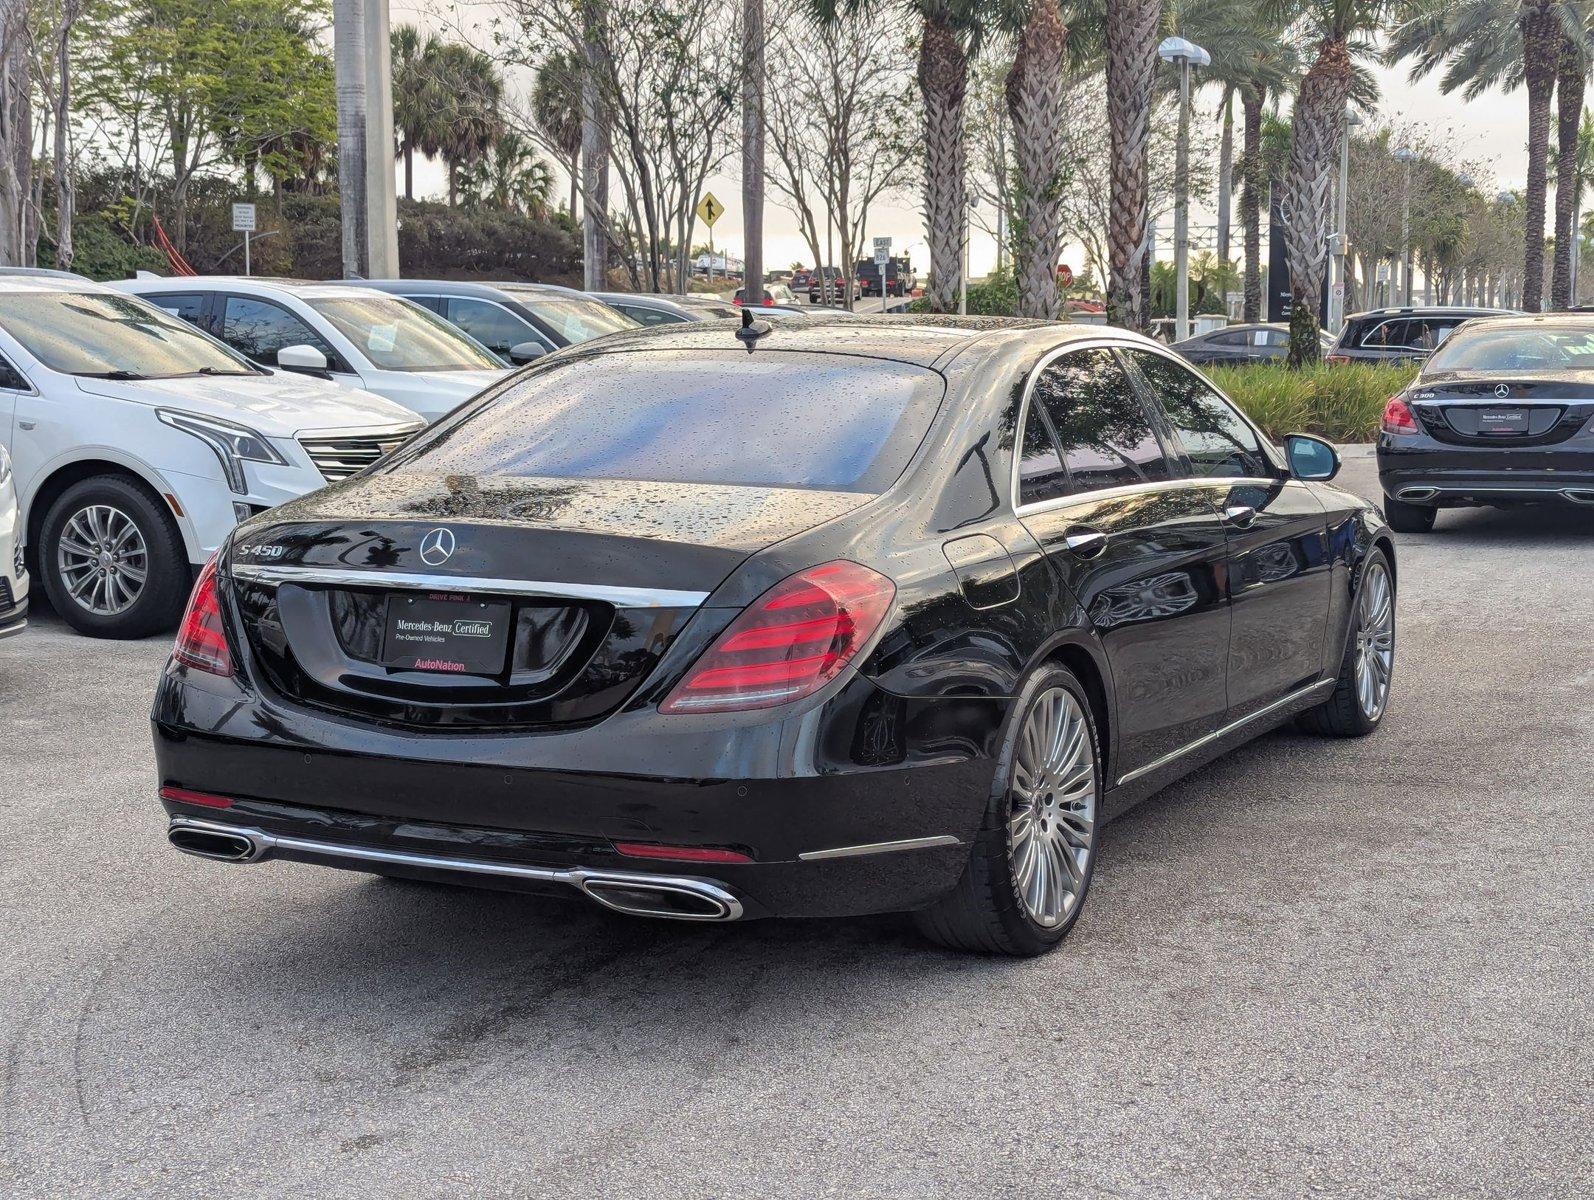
1223, 505, 1257, 528
1063, 527, 1108, 557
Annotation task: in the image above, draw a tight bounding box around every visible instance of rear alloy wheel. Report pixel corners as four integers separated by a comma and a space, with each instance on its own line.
1383, 494, 1437, 533
40, 475, 190, 638
915, 664, 1101, 956
1298, 549, 1395, 738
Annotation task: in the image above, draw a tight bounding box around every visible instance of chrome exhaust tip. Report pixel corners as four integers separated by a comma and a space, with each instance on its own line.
168, 821, 263, 863
1397, 487, 1439, 502
576, 873, 741, 922
1562, 489, 1594, 505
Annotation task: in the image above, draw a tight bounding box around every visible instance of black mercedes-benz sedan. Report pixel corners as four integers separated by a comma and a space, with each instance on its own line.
152, 315, 1397, 956
1378, 314, 1594, 532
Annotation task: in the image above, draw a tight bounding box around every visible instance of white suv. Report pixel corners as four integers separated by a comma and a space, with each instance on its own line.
0, 278, 424, 638
116, 277, 510, 423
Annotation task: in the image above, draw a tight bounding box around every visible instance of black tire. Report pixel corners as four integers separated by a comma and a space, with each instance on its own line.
38, 474, 191, 638
1297, 547, 1395, 738
915, 663, 1103, 956
1383, 494, 1437, 533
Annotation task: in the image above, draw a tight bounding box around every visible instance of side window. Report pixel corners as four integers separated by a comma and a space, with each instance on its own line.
621, 305, 684, 326
0, 350, 27, 391
222, 296, 337, 368
1035, 348, 1172, 492
1126, 349, 1271, 480
144, 292, 213, 332
1014, 395, 1068, 506
1209, 330, 1249, 347
1360, 320, 1401, 348
444, 297, 539, 355
1257, 329, 1289, 347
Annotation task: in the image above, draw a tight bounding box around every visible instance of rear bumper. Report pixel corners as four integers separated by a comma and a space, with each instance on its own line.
152, 664, 1006, 919
1377, 435, 1594, 506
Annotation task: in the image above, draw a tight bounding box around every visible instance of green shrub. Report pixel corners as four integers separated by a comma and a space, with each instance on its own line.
905, 269, 1019, 316
1206, 361, 1415, 443
36, 215, 168, 280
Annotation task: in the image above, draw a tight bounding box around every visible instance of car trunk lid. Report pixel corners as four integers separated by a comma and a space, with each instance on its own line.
223, 472, 873, 729
1409, 377, 1594, 446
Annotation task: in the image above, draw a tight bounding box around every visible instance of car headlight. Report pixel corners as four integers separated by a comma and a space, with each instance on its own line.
157, 409, 288, 495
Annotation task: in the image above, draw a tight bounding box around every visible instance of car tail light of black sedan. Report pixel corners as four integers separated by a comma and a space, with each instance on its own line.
152, 316, 1397, 956
1378, 314, 1594, 532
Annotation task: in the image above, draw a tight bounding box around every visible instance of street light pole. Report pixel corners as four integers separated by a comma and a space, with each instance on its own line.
1393, 146, 1416, 305
1159, 37, 1210, 343
1329, 110, 1360, 335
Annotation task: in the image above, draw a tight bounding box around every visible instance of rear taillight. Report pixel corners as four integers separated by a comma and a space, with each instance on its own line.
660, 560, 894, 714
1382, 395, 1419, 435
172, 557, 233, 676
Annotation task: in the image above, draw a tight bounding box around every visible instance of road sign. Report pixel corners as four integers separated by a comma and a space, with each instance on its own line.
696, 192, 723, 228
231, 203, 257, 233
873, 236, 892, 266
1056, 262, 1074, 288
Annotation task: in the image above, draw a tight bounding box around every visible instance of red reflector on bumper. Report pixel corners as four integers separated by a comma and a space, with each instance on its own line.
159, 786, 234, 809
614, 841, 753, 865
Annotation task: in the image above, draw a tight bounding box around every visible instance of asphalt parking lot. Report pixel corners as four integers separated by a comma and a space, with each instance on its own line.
2, 451, 1590, 1199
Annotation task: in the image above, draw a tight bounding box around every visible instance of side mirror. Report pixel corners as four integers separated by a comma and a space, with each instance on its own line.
507, 341, 546, 366
1285, 432, 1340, 482
277, 344, 329, 372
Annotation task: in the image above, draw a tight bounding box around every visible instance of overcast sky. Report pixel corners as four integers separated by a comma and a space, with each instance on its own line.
395, 2, 1533, 279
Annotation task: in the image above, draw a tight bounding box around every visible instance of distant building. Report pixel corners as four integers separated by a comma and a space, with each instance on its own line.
693, 251, 743, 278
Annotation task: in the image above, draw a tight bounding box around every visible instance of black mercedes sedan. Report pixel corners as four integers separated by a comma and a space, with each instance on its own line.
1378, 314, 1594, 532
152, 315, 1397, 956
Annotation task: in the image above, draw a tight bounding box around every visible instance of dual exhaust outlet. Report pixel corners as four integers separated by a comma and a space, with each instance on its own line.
1397, 485, 1594, 506
167, 818, 743, 922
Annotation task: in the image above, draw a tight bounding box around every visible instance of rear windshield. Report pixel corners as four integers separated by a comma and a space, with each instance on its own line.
388, 350, 946, 492
1426, 324, 1594, 371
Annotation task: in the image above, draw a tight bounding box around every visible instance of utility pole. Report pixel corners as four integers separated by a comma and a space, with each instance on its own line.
1160, 37, 1209, 343
1329, 110, 1358, 335
332, 0, 399, 278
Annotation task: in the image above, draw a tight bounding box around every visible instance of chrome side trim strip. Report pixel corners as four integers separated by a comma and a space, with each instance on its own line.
797, 834, 961, 862
1115, 678, 1336, 787
229, 563, 709, 609
167, 817, 743, 921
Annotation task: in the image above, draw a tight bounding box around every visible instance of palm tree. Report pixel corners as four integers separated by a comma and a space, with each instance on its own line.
1275, 0, 1406, 366
1105, 0, 1165, 331
463, 132, 555, 215
425, 43, 505, 206
390, 24, 434, 202
1392, 1, 1589, 313
533, 51, 584, 218
1551, 13, 1589, 307
1002, 0, 1070, 317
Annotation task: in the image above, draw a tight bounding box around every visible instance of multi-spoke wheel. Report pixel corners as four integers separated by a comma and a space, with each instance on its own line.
56, 503, 149, 617
1298, 547, 1396, 738
39, 475, 190, 638
1353, 559, 1394, 722
915, 663, 1102, 956
1008, 687, 1096, 928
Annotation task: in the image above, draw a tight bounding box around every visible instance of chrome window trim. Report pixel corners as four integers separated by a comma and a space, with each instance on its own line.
229, 563, 709, 609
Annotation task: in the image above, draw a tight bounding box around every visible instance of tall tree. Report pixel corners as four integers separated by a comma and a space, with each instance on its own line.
1276, 0, 1405, 365
532, 50, 584, 217
391, 24, 433, 202
423, 42, 504, 206
1003, 0, 1069, 317
742, 0, 765, 300
1551, 16, 1587, 307
0, 0, 32, 265
1105, 0, 1163, 330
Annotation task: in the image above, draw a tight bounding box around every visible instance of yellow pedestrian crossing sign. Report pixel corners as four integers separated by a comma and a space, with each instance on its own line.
696, 192, 724, 228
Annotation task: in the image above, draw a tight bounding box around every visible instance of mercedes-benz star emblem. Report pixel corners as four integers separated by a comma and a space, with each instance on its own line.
1494, 383, 1511, 398
419, 527, 456, 566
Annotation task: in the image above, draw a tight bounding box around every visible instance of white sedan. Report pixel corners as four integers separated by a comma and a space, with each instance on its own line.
115, 277, 511, 423
0, 277, 424, 638
0, 440, 25, 640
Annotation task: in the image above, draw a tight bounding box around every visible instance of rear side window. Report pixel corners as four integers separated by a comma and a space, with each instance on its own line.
1015, 400, 1068, 506
1209, 330, 1249, 347
1033, 349, 1172, 492
0, 350, 26, 391
1126, 349, 1271, 479
1363, 318, 1462, 351
618, 305, 684, 326
223, 296, 339, 368
389, 350, 946, 493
